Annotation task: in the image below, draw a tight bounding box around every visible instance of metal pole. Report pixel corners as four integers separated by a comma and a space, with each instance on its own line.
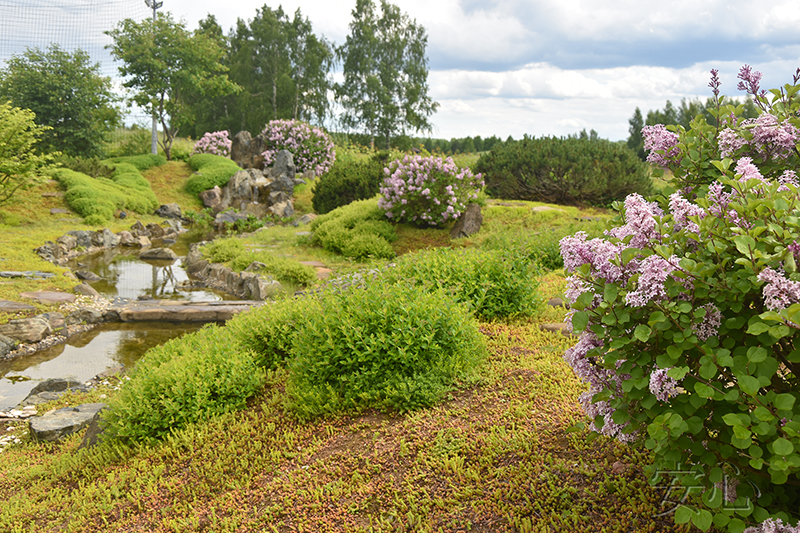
145, 0, 163, 155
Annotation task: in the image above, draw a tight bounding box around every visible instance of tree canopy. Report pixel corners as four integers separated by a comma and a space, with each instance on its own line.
0, 102, 56, 205
0, 45, 122, 158
106, 12, 240, 160
336, 0, 438, 149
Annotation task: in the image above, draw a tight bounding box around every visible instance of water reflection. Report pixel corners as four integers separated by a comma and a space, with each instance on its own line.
0, 322, 209, 410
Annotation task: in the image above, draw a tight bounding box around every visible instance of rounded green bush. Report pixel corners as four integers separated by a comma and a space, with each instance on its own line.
186, 154, 241, 195
310, 198, 397, 259
342, 233, 395, 260
311, 151, 390, 214
105, 324, 265, 443
286, 281, 487, 419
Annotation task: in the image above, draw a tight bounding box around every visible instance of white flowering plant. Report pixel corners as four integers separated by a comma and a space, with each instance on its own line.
260, 119, 335, 177
378, 154, 483, 226
563, 68, 800, 533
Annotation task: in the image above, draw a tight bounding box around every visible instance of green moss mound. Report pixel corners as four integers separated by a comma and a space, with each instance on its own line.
52, 156, 160, 223
186, 154, 241, 195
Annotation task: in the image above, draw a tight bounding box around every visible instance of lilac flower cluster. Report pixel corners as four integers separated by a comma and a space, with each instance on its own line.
692, 303, 721, 341
378, 155, 483, 226
260, 119, 335, 177
737, 64, 767, 100
606, 193, 662, 249
757, 267, 800, 312
625, 255, 679, 307
751, 113, 800, 160
191, 130, 232, 157
735, 157, 769, 186
743, 518, 800, 533
649, 367, 680, 402
642, 125, 681, 168
669, 191, 706, 233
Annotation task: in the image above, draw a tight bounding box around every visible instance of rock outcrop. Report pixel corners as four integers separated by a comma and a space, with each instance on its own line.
29, 403, 108, 443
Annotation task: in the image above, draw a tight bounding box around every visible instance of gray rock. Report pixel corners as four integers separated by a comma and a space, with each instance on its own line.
129, 221, 147, 237
22, 391, 64, 406
547, 297, 567, 308
74, 283, 101, 298
145, 223, 166, 239
215, 210, 251, 226
271, 149, 296, 179
154, 203, 182, 219
66, 307, 105, 325
38, 312, 66, 333
269, 174, 295, 197
0, 300, 36, 313
29, 403, 108, 443
50, 208, 71, 214
139, 247, 178, 261
539, 322, 576, 337
449, 203, 483, 239
117, 231, 135, 246
28, 378, 84, 397
0, 334, 18, 358
56, 234, 78, 251
292, 213, 317, 227
200, 186, 223, 211
99, 228, 120, 248
78, 407, 109, 450
531, 205, 564, 214
136, 236, 152, 247
268, 191, 290, 205
102, 309, 120, 322
34, 242, 63, 264
66, 230, 92, 249
269, 200, 294, 218
19, 291, 75, 304
0, 317, 52, 343
75, 270, 101, 282
231, 130, 267, 169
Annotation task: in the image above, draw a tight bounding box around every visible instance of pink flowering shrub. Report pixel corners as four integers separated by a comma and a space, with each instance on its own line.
564, 68, 800, 532
191, 130, 232, 157
378, 155, 483, 226
643, 66, 800, 190
260, 119, 335, 177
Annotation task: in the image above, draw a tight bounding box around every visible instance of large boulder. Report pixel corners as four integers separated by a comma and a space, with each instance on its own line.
139, 247, 178, 261
29, 403, 108, 443
0, 317, 52, 343
154, 203, 183, 220
200, 186, 223, 212
270, 149, 296, 179
449, 203, 483, 239
231, 130, 267, 169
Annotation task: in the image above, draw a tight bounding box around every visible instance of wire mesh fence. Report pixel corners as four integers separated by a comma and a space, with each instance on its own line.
0, 0, 151, 127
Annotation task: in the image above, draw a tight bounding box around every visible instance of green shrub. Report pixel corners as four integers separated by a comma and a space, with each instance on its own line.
226, 295, 323, 370
310, 198, 396, 260
186, 153, 241, 195
53, 158, 159, 223
56, 155, 115, 179
105, 128, 151, 157
200, 238, 245, 263
381, 246, 541, 320
287, 281, 486, 419
311, 151, 390, 214
475, 136, 652, 207
102, 153, 166, 171
104, 324, 264, 442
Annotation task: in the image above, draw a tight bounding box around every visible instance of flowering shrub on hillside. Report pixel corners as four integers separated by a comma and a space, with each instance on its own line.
260, 119, 335, 177
191, 130, 232, 157
378, 155, 483, 226
563, 67, 800, 533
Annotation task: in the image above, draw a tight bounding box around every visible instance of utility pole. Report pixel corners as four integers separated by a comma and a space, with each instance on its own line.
144, 0, 163, 155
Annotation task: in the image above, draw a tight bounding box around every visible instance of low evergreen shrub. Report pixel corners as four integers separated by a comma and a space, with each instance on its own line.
310, 198, 396, 260
102, 153, 166, 171
475, 136, 652, 206
311, 151, 391, 214
381, 246, 541, 320
287, 281, 487, 418
186, 153, 241, 195
104, 324, 264, 442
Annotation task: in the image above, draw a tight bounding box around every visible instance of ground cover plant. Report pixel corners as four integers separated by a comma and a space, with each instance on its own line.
185, 153, 241, 195
561, 67, 800, 532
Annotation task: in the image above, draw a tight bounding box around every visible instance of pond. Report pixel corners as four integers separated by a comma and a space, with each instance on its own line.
0, 231, 234, 411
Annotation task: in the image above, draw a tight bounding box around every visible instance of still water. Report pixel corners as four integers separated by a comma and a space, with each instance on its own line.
0, 232, 234, 410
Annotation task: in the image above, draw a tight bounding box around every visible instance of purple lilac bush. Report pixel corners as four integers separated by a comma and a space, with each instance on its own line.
378, 155, 483, 226
562, 67, 800, 532
191, 130, 232, 157
260, 119, 335, 177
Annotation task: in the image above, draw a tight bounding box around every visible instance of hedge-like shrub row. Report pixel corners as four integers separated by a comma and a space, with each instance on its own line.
311, 152, 391, 214
185, 153, 241, 195
475, 137, 652, 206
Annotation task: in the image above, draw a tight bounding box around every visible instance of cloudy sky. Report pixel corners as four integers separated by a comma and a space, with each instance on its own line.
3, 0, 800, 141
